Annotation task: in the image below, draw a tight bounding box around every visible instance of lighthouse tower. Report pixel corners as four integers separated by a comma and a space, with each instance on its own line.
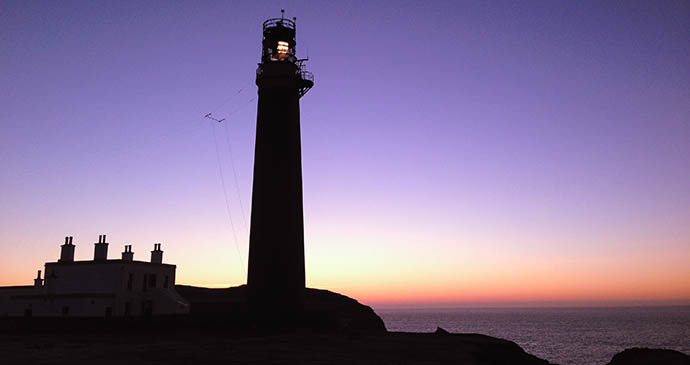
247, 11, 314, 318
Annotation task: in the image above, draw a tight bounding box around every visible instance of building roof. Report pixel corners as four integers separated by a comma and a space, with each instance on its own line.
45, 260, 175, 268
0, 285, 34, 290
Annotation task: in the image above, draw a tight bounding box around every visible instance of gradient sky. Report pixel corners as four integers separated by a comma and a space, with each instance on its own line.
1, 1, 689, 308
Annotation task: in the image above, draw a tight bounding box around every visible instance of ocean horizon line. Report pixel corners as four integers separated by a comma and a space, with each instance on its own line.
373, 302, 690, 311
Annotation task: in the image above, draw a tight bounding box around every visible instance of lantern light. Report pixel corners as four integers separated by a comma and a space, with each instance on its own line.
277, 41, 289, 55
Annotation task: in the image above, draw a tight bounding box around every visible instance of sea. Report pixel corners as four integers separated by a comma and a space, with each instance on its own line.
377, 306, 690, 365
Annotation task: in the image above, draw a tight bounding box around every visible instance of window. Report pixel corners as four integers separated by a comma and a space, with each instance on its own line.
163, 275, 169, 289
62, 306, 69, 316
142, 300, 153, 317
148, 274, 157, 288
143, 274, 148, 291
127, 273, 133, 291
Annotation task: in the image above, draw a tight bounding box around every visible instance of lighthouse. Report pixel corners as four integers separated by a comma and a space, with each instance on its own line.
247, 11, 314, 318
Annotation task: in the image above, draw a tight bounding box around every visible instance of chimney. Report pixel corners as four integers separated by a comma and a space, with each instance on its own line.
94, 234, 109, 261
34, 270, 43, 287
59, 236, 75, 262
121, 245, 134, 261
151, 243, 163, 264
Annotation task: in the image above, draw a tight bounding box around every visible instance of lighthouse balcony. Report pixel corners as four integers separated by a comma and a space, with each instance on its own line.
298, 70, 314, 97
263, 17, 296, 31
256, 62, 314, 98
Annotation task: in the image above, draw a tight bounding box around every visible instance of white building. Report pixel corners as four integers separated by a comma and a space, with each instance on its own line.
0, 235, 190, 317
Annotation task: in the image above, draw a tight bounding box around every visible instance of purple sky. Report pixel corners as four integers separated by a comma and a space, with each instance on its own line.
1, 1, 688, 306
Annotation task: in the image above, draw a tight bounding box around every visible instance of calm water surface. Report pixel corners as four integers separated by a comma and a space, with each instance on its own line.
377, 306, 690, 365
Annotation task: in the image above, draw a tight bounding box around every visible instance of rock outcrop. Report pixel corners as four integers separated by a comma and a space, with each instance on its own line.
175, 285, 386, 331
607, 348, 690, 365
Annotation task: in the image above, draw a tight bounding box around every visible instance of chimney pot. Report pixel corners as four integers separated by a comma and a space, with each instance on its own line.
151, 243, 163, 264
122, 244, 134, 261
94, 234, 109, 261
34, 270, 43, 287
59, 236, 75, 262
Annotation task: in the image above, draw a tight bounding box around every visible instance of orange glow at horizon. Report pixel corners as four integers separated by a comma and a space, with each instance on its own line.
2, 239, 688, 308
1, 218, 688, 308
298, 232, 690, 307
